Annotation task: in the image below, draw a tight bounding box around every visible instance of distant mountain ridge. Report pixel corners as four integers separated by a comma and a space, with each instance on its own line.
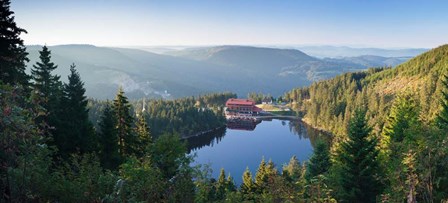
294, 45, 428, 58
25, 44, 417, 99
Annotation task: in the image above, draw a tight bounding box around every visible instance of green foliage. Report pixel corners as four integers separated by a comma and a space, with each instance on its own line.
98, 103, 121, 170
116, 156, 165, 202
31, 45, 63, 144
306, 140, 331, 180
0, 0, 30, 87
333, 109, 381, 203
0, 84, 50, 201
150, 133, 191, 179
286, 45, 448, 139
254, 157, 267, 193
282, 155, 302, 183
240, 167, 255, 200
247, 92, 271, 104
436, 74, 448, 129
47, 154, 117, 202
134, 114, 152, 157
56, 64, 95, 157
113, 87, 136, 157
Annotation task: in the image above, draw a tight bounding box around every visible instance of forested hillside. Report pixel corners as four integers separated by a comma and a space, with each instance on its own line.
286, 44, 448, 137
283, 45, 448, 202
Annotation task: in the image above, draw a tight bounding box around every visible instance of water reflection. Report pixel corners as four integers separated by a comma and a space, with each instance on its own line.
227, 119, 262, 131
187, 119, 330, 152
187, 127, 227, 153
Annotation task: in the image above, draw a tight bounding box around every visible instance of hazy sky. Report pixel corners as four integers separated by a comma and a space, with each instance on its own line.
12, 0, 448, 48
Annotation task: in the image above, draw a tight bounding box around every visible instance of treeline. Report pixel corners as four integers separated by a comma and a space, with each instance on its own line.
283, 45, 448, 201
88, 92, 235, 138
247, 92, 273, 104
285, 45, 448, 137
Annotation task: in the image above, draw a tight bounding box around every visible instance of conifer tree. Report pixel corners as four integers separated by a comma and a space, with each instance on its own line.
381, 94, 422, 202
335, 109, 381, 203
31, 46, 62, 135
436, 75, 448, 130
113, 87, 135, 157
226, 173, 236, 192
31, 46, 60, 104
255, 158, 267, 193
0, 0, 29, 87
282, 155, 302, 182
241, 167, 254, 198
266, 159, 278, 177
56, 64, 94, 156
216, 168, 227, 199
98, 103, 120, 170
382, 93, 419, 144
134, 114, 152, 157
306, 140, 331, 180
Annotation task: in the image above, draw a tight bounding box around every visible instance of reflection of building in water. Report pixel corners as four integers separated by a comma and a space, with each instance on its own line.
227, 119, 262, 131
225, 98, 262, 119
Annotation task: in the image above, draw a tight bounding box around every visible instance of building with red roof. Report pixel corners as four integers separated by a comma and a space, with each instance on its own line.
225, 98, 262, 119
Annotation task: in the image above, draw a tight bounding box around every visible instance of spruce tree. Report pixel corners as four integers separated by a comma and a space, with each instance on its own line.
31, 46, 60, 104
436, 75, 448, 130
335, 109, 381, 203
226, 173, 236, 192
98, 103, 120, 170
241, 167, 254, 197
56, 64, 94, 156
216, 168, 226, 199
381, 94, 421, 202
31, 46, 62, 135
282, 155, 302, 182
254, 157, 267, 193
306, 140, 331, 180
0, 0, 29, 86
382, 93, 419, 144
134, 114, 152, 157
113, 87, 135, 157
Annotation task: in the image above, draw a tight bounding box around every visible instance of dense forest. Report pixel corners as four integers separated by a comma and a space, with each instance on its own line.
87, 92, 235, 138
284, 45, 448, 201
2, 0, 448, 202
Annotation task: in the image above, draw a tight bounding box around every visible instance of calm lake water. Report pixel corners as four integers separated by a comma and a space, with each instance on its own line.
187, 119, 325, 184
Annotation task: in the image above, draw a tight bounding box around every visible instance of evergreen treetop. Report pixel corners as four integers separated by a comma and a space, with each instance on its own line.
335, 109, 381, 203
0, 0, 29, 86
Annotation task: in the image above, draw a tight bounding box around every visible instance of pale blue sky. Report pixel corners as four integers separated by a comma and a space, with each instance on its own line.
12, 0, 448, 48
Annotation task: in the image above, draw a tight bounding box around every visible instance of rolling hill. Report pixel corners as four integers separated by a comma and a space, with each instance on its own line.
26, 45, 414, 99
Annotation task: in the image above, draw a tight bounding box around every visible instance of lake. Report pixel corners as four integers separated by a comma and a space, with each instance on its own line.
187, 119, 326, 184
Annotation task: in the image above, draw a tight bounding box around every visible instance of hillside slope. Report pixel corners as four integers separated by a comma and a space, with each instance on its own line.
285, 44, 448, 136
26, 45, 413, 99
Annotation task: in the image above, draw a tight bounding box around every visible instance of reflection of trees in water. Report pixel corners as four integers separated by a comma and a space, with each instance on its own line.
187, 127, 227, 153
187, 119, 333, 153
288, 120, 332, 148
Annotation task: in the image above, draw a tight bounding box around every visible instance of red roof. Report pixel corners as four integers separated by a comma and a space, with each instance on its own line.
226, 98, 255, 106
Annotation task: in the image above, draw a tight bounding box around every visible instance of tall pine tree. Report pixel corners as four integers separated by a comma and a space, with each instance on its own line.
306, 140, 331, 180
134, 114, 152, 157
31, 45, 62, 139
56, 64, 95, 156
254, 157, 267, 193
98, 103, 121, 170
334, 109, 381, 203
113, 87, 135, 157
241, 167, 255, 199
0, 0, 29, 87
